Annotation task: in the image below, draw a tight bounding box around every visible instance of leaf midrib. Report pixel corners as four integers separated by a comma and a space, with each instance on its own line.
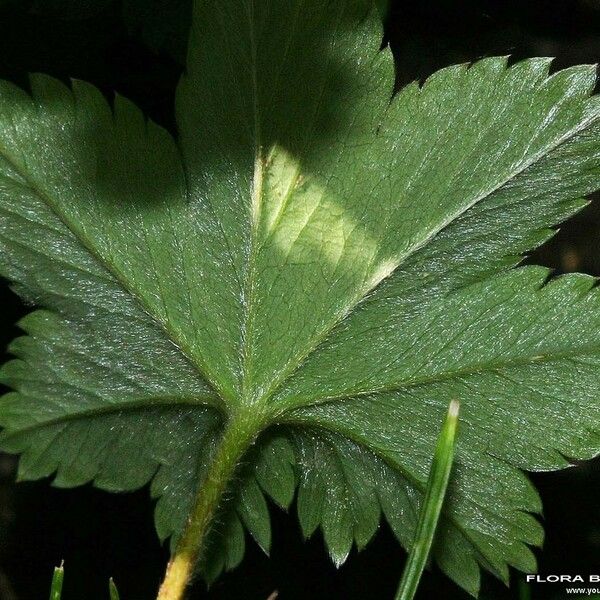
238, 0, 263, 404
276, 345, 600, 414
0, 394, 220, 441
238, 0, 347, 406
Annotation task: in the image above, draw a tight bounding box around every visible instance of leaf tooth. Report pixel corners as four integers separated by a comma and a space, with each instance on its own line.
541, 63, 598, 100
467, 55, 510, 78
419, 62, 469, 94
28, 72, 72, 106
506, 55, 553, 80
324, 526, 353, 568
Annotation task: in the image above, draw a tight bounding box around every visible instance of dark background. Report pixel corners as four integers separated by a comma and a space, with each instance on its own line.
0, 1, 598, 599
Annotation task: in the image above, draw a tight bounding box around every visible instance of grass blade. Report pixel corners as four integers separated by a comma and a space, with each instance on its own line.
395, 399, 460, 600
49, 564, 64, 600
109, 577, 120, 600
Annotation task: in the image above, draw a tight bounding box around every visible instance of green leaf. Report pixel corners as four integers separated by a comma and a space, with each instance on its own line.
0, 1, 599, 596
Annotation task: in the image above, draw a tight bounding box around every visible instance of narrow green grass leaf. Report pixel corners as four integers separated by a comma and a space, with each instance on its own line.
109, 577, 120, 600
395, 400, 460, 600
49, 564, 64, 600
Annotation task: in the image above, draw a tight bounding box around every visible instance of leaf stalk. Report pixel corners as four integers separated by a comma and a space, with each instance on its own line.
156, 411, 263, 600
